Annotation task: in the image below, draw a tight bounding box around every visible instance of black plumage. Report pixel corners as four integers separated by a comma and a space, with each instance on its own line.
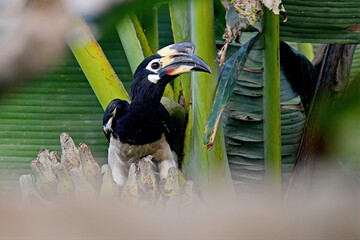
280, 42, 319, 113
103, 56, 174, 147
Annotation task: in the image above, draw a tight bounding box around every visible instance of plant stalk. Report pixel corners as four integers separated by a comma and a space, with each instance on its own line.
263, 8, 282, 192
117, 14, 174, 99
169, 0, 191, 108
117, 15, 145, 74
129, 12, 154, 58
183, 0, 232, 194
68, 19, 130, 109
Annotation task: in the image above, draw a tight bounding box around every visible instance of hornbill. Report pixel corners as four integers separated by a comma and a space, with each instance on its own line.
103, 42, 211, 187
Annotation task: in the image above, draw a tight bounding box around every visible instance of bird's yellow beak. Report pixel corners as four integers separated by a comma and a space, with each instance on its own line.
157, 42, 212, 77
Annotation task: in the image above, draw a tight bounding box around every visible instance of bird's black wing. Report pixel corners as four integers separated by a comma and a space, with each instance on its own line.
158, 103, 174, 151
280, 42, 319, 113
103, 99, 129, 142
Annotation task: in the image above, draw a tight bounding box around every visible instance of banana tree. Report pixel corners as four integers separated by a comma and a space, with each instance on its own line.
205, 0, 360, 194
68, 0, 360, 198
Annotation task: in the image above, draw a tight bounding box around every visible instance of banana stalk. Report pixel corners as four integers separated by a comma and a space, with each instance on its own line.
117, 13, 174, 100
169, 0, 191, 107
263, 8, 282, 192
182, 0, 232, 194
68, 19, 130, 109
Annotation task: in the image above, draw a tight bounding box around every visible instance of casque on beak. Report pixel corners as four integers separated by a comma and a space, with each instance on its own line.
156, 42, 212, 77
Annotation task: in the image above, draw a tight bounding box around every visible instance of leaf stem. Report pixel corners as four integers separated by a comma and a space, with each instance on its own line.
263, 8, 282, 192
69, 19, 130, 109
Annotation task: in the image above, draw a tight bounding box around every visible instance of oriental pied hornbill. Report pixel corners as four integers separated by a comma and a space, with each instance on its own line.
103, 42, 211, 187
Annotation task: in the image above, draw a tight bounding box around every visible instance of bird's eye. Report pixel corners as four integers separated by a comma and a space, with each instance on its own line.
151, 62, 160, 70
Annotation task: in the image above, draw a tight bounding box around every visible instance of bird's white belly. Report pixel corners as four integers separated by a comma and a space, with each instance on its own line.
109, 134, 173, 166
108, 134, 177, 186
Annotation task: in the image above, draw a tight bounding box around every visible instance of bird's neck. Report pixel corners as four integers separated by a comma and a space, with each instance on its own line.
130, 90, 163, 113
130, 78, 168, 111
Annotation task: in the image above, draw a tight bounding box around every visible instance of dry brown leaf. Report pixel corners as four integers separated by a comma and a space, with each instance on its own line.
262, 0, 282, 15
233, 0, 263, 25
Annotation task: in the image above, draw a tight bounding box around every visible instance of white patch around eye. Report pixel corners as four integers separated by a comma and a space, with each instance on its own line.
146, 59, 161, 73
148, 74, 161, 84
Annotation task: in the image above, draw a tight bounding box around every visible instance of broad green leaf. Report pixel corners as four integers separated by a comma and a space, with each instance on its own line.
210, 36, 311, 188
204, 33, 261, 147
349, 45, 360, 84
280, 0, 360, 43
0, 52, 109, 194
141, 9, 159, 52
68, 19, 130, 109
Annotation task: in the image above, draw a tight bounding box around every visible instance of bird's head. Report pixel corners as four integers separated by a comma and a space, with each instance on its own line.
130, 42, 211, 103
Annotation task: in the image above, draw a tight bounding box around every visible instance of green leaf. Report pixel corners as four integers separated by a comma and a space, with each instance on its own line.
226, 6, 242, 28
204, 33, 261, 147
280, 0, 360, 43
0, 52, 110, 194
211, 37, 309, 188
214, 0, 227, 40
140, 9, 159, 52
349, 45, 360, 84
